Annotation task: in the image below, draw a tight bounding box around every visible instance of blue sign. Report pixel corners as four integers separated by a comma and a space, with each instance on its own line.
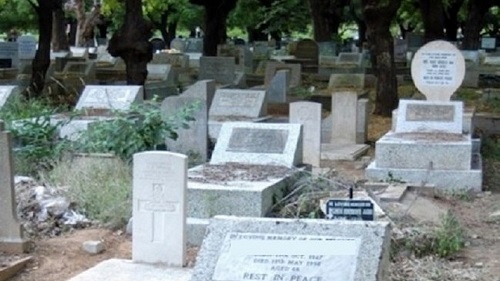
325, 199, 374, 221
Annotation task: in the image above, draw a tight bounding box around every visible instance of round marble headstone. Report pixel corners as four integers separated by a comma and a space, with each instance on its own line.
410, 40, 465, 101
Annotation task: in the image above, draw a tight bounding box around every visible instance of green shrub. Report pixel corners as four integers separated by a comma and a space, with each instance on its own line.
73, 98, 199, 161
44, 156, 132, 229
433, 211, 465, 258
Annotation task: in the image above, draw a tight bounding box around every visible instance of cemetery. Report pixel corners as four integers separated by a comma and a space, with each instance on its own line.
1, 1, 500, 280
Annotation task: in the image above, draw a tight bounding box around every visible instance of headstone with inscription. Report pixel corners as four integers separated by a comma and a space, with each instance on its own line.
132, 151, 187, 266
190, 216, 391, 281
75, 85, 143, 111
210, 123, 302, 167
209, 89, 266, 119
0, 121, 30, 253
290, 101, 321, 167
366, 40, 481, 191
199, 57, 236, 85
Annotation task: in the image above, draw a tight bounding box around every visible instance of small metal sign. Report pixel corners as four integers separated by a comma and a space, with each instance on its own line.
325, 199, 374, 221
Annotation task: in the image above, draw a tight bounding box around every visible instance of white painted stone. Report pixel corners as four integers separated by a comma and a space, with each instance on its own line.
331, 91, 358, 144
0, 86, 19, 108
410, 40, 465, 101
209, 89, 266, 118
395, 99, 463, 134
82, 240, 104, 254
76, 85, 143, 111
132, 151, 187, 266
290, 101, 321, 167
210, 123, 303, 167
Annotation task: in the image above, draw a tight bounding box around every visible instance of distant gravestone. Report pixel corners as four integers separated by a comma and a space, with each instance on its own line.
395, 99, 463, 134
264, 62, 301, 88
331, 91, 358, 144
267, 69, 290, 103
336, 53, 363, 66
190, 216, 391, 281
0, 86, 19, 108
318, 41, 337, 56
461, 51, 480, 67
199, 56, 236, 85
147, 64, 174, 82
152, 53, 189, 69
210, 123, 303, 167
17, 35, 37, 60
410, 40, 465, 101
0, 42, 19, 68
394, 39, 408, 62
217, 44, 251, 71
186, 38, 203, 53
70, 47, 89, 59
132, 151, 187, 266
328, 73, 365, 89
406, 33, 424, 49
170, 38, 187, 52
290, 101, 321, 167
209, 89, 266, 118
481, 37, 497, 50
293, 39, 319, 61
75, 85, 143, 111
150, 38, 166, 53
0, 121, 29, 253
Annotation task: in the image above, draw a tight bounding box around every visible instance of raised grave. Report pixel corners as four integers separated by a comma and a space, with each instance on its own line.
75, 85, 143, 111
191, 216, 391, 281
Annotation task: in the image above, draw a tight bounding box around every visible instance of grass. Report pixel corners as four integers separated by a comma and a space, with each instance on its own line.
42, 156, 132, 229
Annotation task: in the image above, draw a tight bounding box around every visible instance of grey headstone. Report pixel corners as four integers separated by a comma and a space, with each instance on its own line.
209, 89, 266, 118
210, 123, 303, 167
186, 39, 203, 53
328, 73, 365, 90
17, 36, 37, 60
199, 57, 236, 85
267, 69, 290, 103
264, 62, 301, 88
171, 38, 187, 52
0, 42, 19, 68
190, 216, 391, 281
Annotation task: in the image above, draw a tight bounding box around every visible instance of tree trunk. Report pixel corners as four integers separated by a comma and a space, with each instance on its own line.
462, 0, 497, 50
108, 0, 152, 86
167, 21, 177, 47
81, 5, 103, 47
443, 0, 464, 41
74, 0, 86, 47
357, 20, 367, 49
51, 2, 70, 52
419, 0, 445, 42
190, 0, 238, 56
308, 0, 347, 42
363, 0, 401, 116
247, 26, 268, 43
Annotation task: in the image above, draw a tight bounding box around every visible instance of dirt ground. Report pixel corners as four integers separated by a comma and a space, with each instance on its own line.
4, 96, 500, 280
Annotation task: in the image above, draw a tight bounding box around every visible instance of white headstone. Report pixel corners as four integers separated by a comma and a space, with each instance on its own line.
331, 91, 358, 144
75, 85, 143, 111
410, 40, 465, 101
210, 123, 303, 168
395, 99, 463, 134
17, 36, 37, 60
290, 102, 321, 167
132, 151, 187, 266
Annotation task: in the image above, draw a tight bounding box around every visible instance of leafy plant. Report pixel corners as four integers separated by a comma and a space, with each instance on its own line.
73, 97, 200, 161
433, 211, 465, 258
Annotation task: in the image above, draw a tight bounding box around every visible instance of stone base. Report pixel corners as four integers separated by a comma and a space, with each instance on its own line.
0, 239, 31, 254
208, 116, 272, 140
374, 132, 472, 170
321, 143, 370, 161
66, 259, 192, 281
188, 165, 303, 218
365, 154, 482, 192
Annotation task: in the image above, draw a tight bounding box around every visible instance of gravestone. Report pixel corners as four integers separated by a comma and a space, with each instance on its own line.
75, 85, 143, 111
394, 39, 408, 62
253, 41, 271, 58
481, 37, 497, 51
17, 35, 37, 60
190, 216, 391, 281
171, 38, 187, 52
0, 121, 29, 253
336, 53, 363, 67
0, 86, 19, 108
406, 33, 424, 50
162, 96, 208, 162
217, 45, 248, 71
267, 69, 290, 103
461, 51, 480, 66
209, 89, 266, 118
70, 47, 89, 59
411, 40, 465, 101
152, 53, 189, 69
199, 57, 236, 85
150, 38, 166, 53
133, 151, 187, 266
147, 64, 174, 82
318, 41, 337, 57
331, 91, 358, 144
186, 38, 203, 53
291, 39, 319, 71
264, 62, 301, 88
210, 123, 303, 167
0, 42, 19, 68
328, 73, 365, 89
290, 101, 321, 167
183, 79, 216, 109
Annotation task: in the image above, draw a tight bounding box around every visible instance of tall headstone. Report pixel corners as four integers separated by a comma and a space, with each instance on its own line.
132, 151, 187, 266
162, 95, 208, 162
267, 69, 290, 103
264, 62, 301, 88
410, 40, 465, 101
290, 102, 321, 167
0, 121, 29, 253
331, 91, 357, 144
17, 35, 37, 60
